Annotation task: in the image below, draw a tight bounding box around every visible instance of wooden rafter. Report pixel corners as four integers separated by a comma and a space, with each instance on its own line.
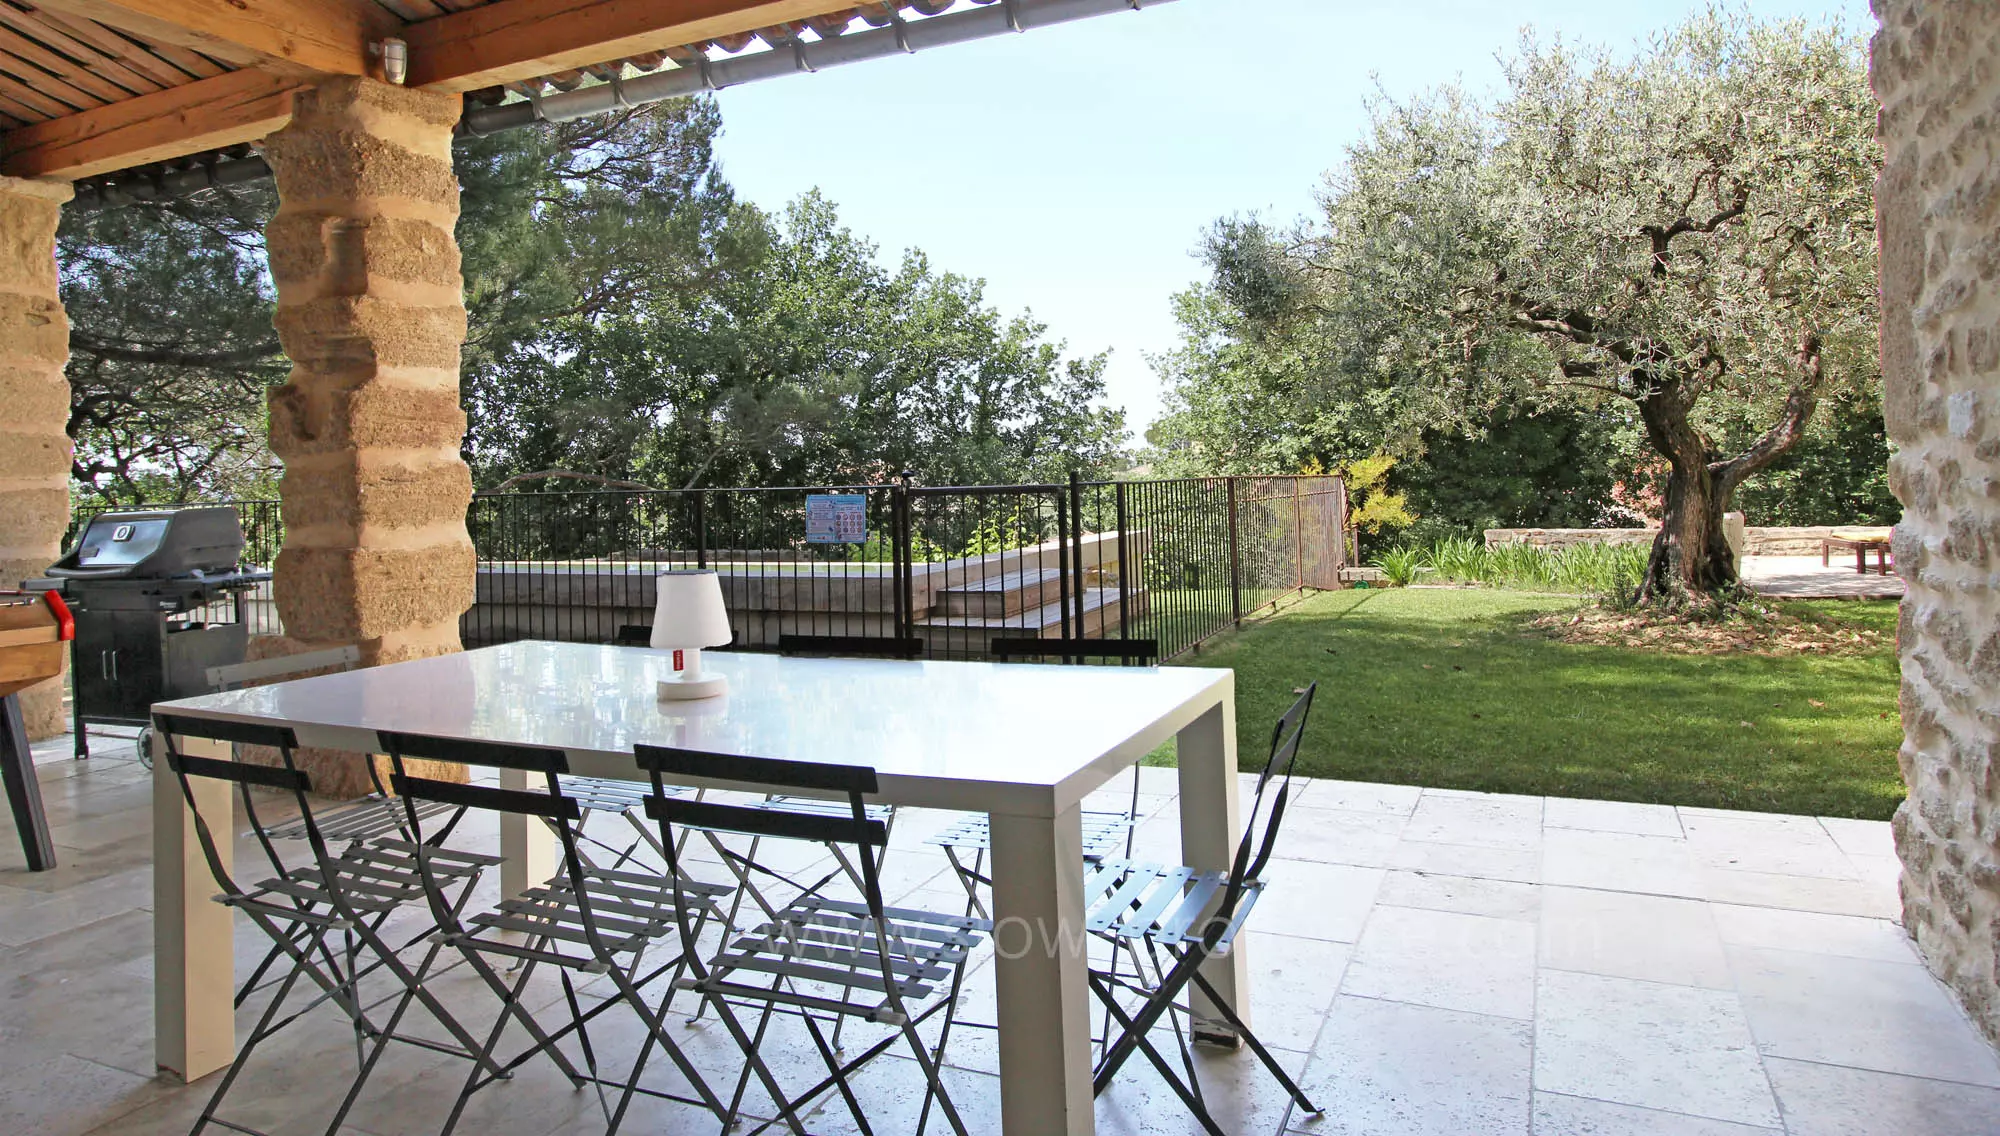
403, 0, 854, 93
26, 0, 400, 77
1, 66, 298, 179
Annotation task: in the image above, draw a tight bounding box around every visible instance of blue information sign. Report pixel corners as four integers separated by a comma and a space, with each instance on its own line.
805, 494, 868, 544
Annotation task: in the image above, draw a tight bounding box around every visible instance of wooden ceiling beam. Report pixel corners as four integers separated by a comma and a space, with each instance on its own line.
402, 0, 852, 93
1, 67, 299, 179
26, 0, 402, 78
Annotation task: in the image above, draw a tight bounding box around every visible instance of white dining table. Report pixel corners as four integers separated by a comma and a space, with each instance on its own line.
151, 642, 1243, 1135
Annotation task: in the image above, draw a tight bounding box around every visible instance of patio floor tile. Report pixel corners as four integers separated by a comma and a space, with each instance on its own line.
5, 740, 1997, 1136
1729, 945, 2000, 1086
1530, 1092, 1781, 1135
1295, 995, 1532, 1136
1533, 969, 1780, 1129
1403, 792, 1544, 851
1341, 905, 1538, 1020
1763, 1055, 2000, 1136
1698, 866, 1899, 919
1543, 797, 1685, 838
1375, 868, 1543, 921
1709, 903, 1919, 965
1267, 805, 1408, 868
1540, 887, 1732, 989
1295, 779, 1423, 816
1816, 816, 1895, 860
1386, 839, 1542, 883
1541, 828, 1707, 899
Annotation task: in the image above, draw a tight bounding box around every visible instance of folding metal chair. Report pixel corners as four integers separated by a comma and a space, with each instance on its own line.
379, 732, 735, 1135
636, 744, 989, 1136
929, 636, 1165, 917
152, 713, 507, 1136
1083, 682, 1323, 1135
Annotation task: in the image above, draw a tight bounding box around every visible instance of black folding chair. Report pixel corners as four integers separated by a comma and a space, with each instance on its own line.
636, 745, 989, 1136
1084, 682, 1323, 1134
929, 636, 1165, 917
380, 732, 735, 1135
152, 713, 505, 1136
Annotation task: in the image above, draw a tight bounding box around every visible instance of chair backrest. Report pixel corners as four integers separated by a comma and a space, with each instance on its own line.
377, 731, 577, 822
777, 634, 924, 660
151, 712, 316, 904
1211, 682, 1317, 943
614, 624, 652, 647
990, 637, 1160, 665
634, 744, 888, 904
377, 731, 612, 950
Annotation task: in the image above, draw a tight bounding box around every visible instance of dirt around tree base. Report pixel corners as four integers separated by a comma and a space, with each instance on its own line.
1527, 600, 1892, 657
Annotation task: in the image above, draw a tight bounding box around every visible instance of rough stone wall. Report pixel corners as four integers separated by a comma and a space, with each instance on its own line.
0, 177, 72, 739
1873, 0, 2000, 1048
261, 78, 473, 794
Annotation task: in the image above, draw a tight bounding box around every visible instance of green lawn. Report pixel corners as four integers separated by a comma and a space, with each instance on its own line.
1165, 587, 1904, 819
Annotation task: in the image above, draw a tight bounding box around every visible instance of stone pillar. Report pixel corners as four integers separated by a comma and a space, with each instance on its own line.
1873, 1, 2000, 1048
0, 177, 72, 740
261, 77, 473, 794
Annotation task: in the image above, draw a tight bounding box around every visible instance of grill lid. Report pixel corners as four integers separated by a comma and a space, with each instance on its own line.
47, 507, 247, 581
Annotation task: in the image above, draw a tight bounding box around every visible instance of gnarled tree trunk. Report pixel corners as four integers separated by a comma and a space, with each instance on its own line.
1630, 339, 1823, 606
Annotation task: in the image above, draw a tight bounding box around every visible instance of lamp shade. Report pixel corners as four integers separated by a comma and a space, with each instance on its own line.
650, 570, 733, 649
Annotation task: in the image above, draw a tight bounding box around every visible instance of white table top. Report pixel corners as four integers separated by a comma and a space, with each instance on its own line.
155, 642, 1232, 816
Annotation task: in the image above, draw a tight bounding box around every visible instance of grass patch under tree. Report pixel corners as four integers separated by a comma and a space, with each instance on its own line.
1170, 587, 1902, 819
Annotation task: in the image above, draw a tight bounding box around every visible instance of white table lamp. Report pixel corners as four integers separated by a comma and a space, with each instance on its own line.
651, 570, 733, 700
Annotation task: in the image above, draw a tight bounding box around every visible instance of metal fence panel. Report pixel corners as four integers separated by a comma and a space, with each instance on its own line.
64, 475, 1346, 664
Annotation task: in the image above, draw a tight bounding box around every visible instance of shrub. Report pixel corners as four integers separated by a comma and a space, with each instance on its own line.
1374, 547, 1424, 587
1418, 538, 1646, 598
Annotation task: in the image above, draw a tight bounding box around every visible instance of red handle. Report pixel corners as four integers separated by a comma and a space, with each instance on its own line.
41, 591, 73, 642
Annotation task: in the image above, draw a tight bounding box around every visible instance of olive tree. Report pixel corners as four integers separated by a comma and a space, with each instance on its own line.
1215, 12, 1878, 603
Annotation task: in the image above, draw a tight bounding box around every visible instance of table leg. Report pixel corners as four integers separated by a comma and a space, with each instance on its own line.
988, 805, 1094, 1135
499, 765, 557, 899
153, 730, 236, 1082
1857, 546, 1866, 574
0, 693, 54, 871
1177, 698, 1249, 1046
1822, 541, 1830, 567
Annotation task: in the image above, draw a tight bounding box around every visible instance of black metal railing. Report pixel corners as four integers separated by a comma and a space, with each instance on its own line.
63, 475, 1347, 662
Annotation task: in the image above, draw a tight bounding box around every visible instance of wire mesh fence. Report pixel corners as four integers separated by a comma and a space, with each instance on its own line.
62, 475, 1347, 662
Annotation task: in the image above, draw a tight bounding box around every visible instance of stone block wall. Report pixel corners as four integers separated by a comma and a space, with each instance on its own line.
260, 78, 474, 794
0, 177, 71, 738
1873, 0, 2000, 1047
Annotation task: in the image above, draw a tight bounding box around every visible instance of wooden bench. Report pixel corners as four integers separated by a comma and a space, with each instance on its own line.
1823, 536, 1894, 575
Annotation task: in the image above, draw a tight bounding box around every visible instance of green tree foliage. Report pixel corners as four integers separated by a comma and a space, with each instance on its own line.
58, 97, 1123, 506
1158, 11, 1879, 605
59, 185, 285, 503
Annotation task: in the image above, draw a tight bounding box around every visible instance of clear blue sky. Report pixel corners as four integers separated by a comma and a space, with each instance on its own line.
708, 0, 1873, 436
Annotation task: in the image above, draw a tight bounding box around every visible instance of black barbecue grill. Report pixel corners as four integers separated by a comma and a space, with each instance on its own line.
29, 507, 271, 759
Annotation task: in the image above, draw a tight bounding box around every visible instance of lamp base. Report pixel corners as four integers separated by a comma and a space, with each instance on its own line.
658, 672, 728, 701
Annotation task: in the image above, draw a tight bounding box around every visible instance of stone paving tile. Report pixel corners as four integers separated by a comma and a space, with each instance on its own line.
1296, 994, 1532, 1136
5, 748, 1999, 1136
1729, 945, 2000, 1087
1543, 796, 1684, 839
1342, 905, 1538, 1020
1387, 839, 1542, 884
1530, 1092, 1781, 1135
1763, 1056, 2000, 1136
1709, 904, 1918, 965
1541, 828, 1706, 899
1403, 792, 1544, 851
1375, 868, 1542, 921
1540, 887, 1732, 989
1534, 970, 1780, 1129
